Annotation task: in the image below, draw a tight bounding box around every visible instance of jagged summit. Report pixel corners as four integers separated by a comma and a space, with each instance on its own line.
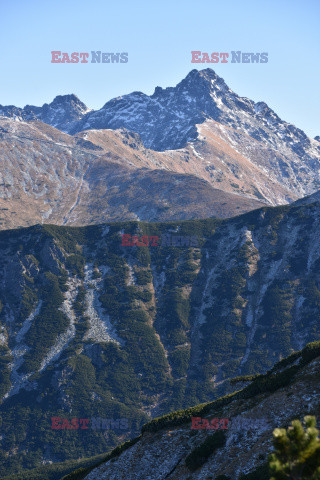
65, 68, 273, 149
0, 68, 315, 153
51, 93, 82, 103
41, 93, 89, 113
60, 68, 318, 160
183, 67, 227, 85
0, 93, 89, 131
25, 93, 85, 108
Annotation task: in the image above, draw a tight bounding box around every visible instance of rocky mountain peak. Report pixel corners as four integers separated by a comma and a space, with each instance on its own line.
40, 93, 89, 116
0, 94, 90, 131
47, 93, 88, 112
52, 93, 81, 103
174, 68, 231, 100
183, 67, 223, 84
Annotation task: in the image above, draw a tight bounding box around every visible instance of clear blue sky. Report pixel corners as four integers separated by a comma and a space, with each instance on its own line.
1, 0, 319, 137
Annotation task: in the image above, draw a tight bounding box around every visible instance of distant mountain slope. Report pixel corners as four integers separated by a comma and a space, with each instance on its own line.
0, 117, 271, 230
1, 202, 320, 476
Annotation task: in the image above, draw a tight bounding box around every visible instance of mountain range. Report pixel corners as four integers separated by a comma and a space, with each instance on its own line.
1, 69, 320, 231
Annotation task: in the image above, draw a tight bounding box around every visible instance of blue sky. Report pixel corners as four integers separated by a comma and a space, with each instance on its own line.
1, 0, 319, 137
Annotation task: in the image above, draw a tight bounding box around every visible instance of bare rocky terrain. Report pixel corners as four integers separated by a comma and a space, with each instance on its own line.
0, 118, 267, 230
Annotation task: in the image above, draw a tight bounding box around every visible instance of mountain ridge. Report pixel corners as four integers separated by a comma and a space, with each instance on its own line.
1, 68, 318, 155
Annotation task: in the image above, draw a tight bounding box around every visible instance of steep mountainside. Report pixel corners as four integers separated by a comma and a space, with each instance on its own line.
1, 202, 320, 476
65, 341, 320, 480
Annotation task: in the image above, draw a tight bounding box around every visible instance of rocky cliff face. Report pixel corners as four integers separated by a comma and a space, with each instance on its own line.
1, 202, 320, 476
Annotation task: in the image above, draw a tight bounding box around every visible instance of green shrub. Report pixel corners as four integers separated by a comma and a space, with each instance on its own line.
269, 416, 320, 480
65, 254, 85, 278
